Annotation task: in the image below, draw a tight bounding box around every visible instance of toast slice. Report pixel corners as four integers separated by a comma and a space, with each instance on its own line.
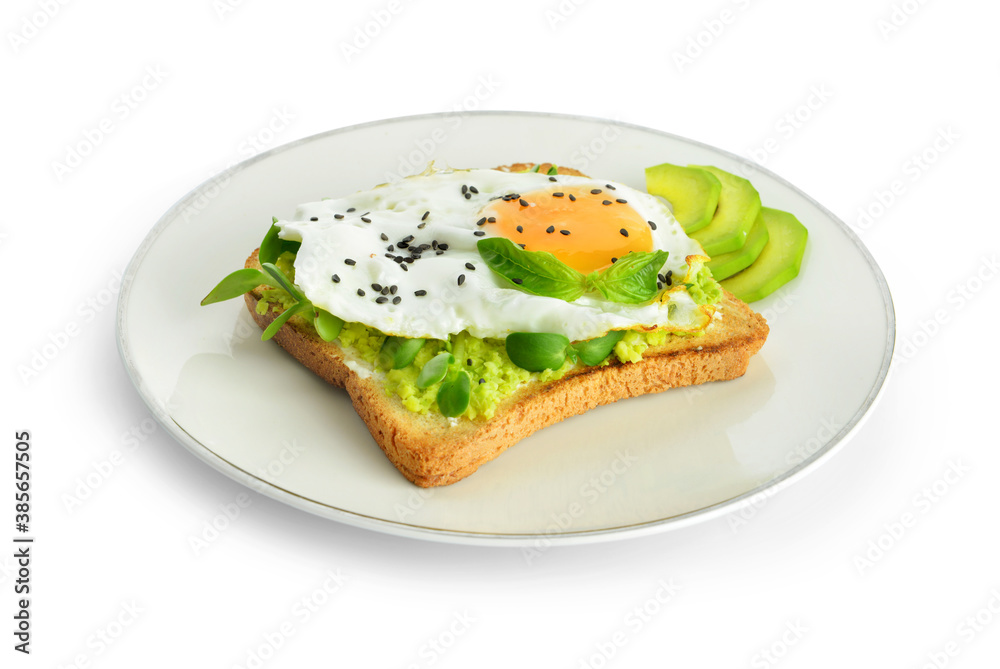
243, 250, 768, 487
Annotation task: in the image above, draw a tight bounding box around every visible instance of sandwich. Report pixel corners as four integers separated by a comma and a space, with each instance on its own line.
201, 162, 769, 487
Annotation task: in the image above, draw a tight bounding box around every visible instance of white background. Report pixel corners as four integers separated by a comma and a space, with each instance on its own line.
4, 0, 999, 667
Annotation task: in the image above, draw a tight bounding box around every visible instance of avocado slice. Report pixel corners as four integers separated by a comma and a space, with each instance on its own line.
689, 165, 761, 256
721, 207, 808, 303
706, 211, 769, 281
644, 163, 721, 233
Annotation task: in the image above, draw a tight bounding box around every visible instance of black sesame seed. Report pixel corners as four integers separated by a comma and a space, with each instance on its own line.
461, 184, 468, 194
380, 233, 389, 241
560, 229, 571, 236
385, 253, 394, 259
518, 244, 526, 249
397, 242, 409, 249
431, 240, 439, 249
605, 184, 616, 190
479, 378, 485, 384
464, 193, 471, 200
616, 199, 628, 204
344, 258, 356, 266
602, 200, 612, 206
469, 186, 479, 194
620, 228, 629, 237
611, 257, 618, 263
519, 198, 529, 207
436, 250, 444, 255
389, 285, 397, 295
648, 220, 657, 230
665, 270, 673, 286
548, 176, 557, 182
376, 296, 388, 304
402, 235, 414, 243
372, 283, 382, 292
476, 217, 487, 226
552, 192, 564, 198
473, 230, 485, 237
392, 296, 401, 305
417, 222, 427, 229
546, 225, 555, 233
357, 289, 365, 296
361, 217, 371, 223
387, 245, 394, 252
414, 290, 427, 296
400, 264, 409, 271
516, 225, 523, 233
487, 217, 496, 223
393, 256, 403, 264
404, 257, 415, 264
465, 262, 475, 270
568, 194, 576, 201
310, 216, 318, 221
438, 243, 449, 250
418, 243, 431, 250
347, 207, 356, 213
381, 286, 390, 295
658, 273, 666, 283
331, 274, 340, 283
591, 188, 602, 195
464, 358, 471, 367
422, 211, 430, 221
512, 277, 523, 285
657, 282, 664, 290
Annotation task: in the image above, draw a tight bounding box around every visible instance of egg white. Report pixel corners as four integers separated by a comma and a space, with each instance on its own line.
277, 168, 708, 341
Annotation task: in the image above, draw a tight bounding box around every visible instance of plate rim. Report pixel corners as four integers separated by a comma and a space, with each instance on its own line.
116, 110, 896, 546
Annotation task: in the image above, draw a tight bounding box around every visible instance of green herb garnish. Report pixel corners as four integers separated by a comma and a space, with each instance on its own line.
476, 238, 587, 301
379, 336, 426, 370
505, 333, 571, 372
436, 370, 471, 417
416, 352, 454, 389
200, 268, 275, 306
585, 250, 669, 304
571, 330, 626, 366
201, 224, 343, 343
259, 218, 301, 265
504, 329, 629, 372
477, 238, 668, 305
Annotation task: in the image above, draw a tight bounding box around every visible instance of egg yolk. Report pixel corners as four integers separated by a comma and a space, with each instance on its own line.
481, 185, 654, 274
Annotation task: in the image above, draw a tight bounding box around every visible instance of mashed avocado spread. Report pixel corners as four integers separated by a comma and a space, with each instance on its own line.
256, 252, 721, 420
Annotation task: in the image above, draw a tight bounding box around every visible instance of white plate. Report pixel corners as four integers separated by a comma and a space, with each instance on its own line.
117, 111, 894, 546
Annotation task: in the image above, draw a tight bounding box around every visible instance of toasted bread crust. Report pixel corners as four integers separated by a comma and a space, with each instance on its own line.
244, 165, 768, 486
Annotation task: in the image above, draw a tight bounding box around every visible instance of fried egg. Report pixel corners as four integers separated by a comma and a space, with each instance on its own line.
277, 167, 709, 341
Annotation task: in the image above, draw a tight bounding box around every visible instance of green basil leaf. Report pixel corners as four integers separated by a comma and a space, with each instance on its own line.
260, 262, 307, 302
505, 332, 570, 372
436, 371, 471, 417
262, 301, 310, 341
379, 336, 426, 369
587, 250, 669, 304
313, 308, 344, 342
477, 238, 586, 302
260, 217, 301, 266
416, 352, 454, 389
571, 330, 627, 366
200, 268, 275, 305
546, 165, 558, 175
